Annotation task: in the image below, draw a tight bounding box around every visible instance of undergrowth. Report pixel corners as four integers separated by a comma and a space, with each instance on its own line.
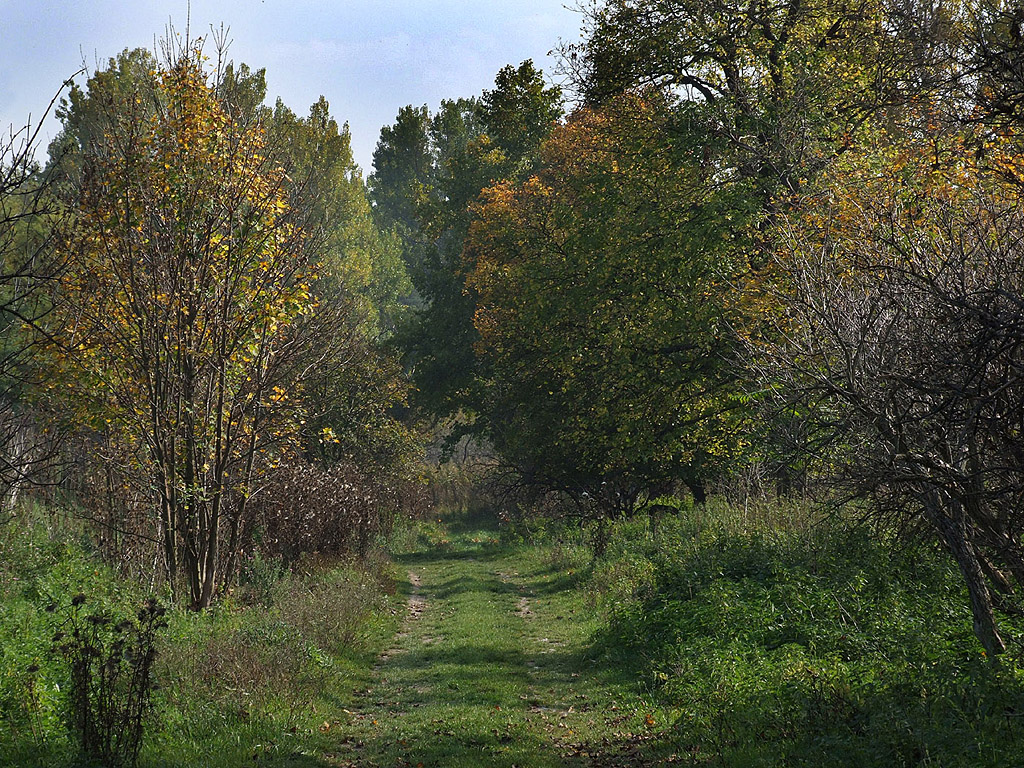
0, 504, 405, 767
7, 493, 1024, 767
558, 498, 1024, 767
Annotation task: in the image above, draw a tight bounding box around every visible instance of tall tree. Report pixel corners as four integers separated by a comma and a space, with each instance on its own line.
370, 63, 563, 421
269, 96, 416, 471
272, 96, 411, 333
46, 49, 160, 191
50, 42, 340, 608
467, 92, 754, 520
479, 60, 565, 169
560, 0, 967, 493
567, 0, 907, 205
369, 104, 432, 241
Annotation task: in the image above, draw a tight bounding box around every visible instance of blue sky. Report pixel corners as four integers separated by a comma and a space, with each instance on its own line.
0, 0, 585, 173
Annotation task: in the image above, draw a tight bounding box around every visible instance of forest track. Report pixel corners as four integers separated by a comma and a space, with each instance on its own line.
322, 526, 675, 768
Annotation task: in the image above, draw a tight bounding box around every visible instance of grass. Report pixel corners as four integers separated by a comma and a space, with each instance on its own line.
0, 504, 405, 768
582, 498, 1024, 767
3, 496, 1024, 766
320, 513, 670, 767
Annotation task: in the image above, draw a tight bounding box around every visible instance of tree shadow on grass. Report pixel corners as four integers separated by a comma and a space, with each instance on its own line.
425, 572, 521, 600
396, 543, 504, 567
339, 639, 669, 768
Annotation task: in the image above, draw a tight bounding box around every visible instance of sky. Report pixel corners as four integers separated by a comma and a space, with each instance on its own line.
0, 0, 586, 173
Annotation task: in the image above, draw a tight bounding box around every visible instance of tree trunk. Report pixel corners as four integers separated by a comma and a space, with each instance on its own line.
687, 479, 707, 506
197, 495, 220, 610
929, 497, 1006, 656
158, 475, 177, 601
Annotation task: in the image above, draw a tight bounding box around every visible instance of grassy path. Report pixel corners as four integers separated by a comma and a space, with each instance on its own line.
322, 524, 673, 768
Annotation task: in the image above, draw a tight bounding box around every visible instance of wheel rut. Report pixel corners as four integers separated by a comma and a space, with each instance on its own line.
326, 531, 670, 767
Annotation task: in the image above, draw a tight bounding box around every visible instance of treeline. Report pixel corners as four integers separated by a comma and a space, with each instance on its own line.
5, 1, 1024, 660
366, 0, 1024, 658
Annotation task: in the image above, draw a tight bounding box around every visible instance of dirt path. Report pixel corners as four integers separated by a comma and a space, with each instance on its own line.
323, 532, 672, 767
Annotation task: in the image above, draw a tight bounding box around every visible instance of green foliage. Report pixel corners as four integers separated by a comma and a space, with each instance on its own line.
299, 332, 420, 474
371, 63, 563, 419
0, 535, 66, 761
46, 48, 160, 189
271, 95, 412, 334
467, 92, 756, 512
369, 104, 433, 238
478, 60, 563, 169
573, 0, 899, 202
583, 503, 1024, 767
263, 94, 423, 489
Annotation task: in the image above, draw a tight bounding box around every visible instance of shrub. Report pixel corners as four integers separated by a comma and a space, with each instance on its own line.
156, 553, 397, 740
248, 460, 424, 565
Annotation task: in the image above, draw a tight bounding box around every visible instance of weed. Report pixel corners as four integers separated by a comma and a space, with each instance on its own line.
236, 550, 287, 608
49, 593, 167, 768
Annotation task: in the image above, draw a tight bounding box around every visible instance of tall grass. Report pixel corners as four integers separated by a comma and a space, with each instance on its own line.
552, 496, 1024, 767
0, 502, 403, 767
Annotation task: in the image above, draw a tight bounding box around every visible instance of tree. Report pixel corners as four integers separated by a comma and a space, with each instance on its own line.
47, 48, 160, 191
467, 93, 755, 524
0, 89, 74, 518
266, 97, 418, 481
368, 104, 432, 241
50, 42, 334, 608
271, 96, 411, 334
479, 61, 565, 168
566, 0, 912, 206
555, 0, 944, 496
760, 116, 1024, 655
370, 63, 563, 421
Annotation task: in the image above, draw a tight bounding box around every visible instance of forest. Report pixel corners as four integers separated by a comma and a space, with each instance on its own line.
3, 0, 1024, 766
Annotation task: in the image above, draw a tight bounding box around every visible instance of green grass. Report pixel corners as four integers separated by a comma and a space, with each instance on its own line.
584, 499, 1024, 767
4, 497, 1024, 767
146, 556, 403, 767
318, 514, 669, 767
0, 506, 404, 768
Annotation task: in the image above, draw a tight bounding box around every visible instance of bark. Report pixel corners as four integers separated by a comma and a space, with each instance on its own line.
929, 496, 1006, 656
687, 478, 707, 506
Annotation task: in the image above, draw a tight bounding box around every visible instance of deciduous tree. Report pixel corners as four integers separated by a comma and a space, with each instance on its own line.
467, 93, 755, 522
0, 92, 73, 517
761, 117, 1024, 654
370, 63, 563, 421
51, 42, 330, 608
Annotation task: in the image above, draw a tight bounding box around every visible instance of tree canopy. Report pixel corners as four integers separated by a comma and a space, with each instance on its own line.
467, 92, 755, 513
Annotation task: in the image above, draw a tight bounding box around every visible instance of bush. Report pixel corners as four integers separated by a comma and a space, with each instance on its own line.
0, 506, 119, 762
248, 460, 426, 564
